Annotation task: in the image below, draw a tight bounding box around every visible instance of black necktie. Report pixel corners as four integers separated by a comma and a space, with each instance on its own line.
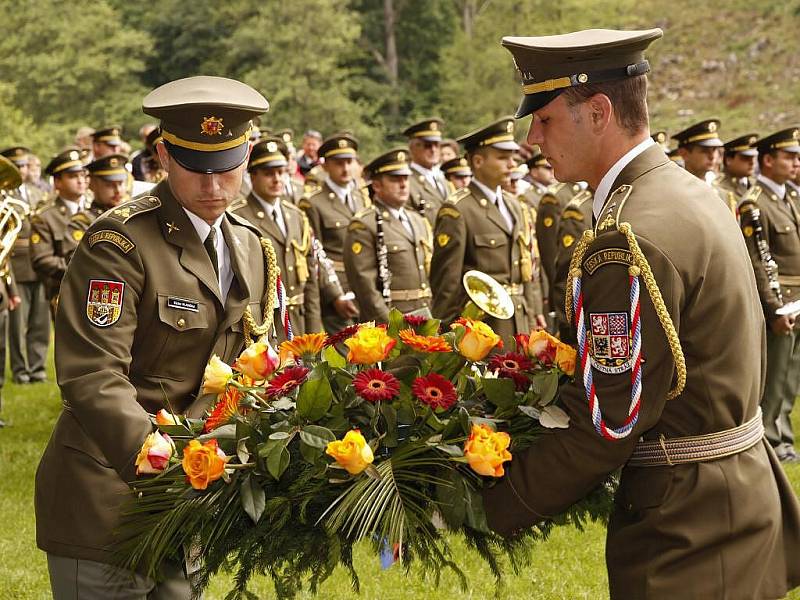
204, 228, 219, 278
271, 206, 286, 236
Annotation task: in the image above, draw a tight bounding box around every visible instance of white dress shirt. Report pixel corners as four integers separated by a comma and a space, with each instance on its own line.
253, 191, 286, 236
182, 208, 233, 301
325, 175, 354, 211
758, 174, 786, 201
62, 196, 85, 215
386, 204, 414, 237
411, 162, 448, 197
593, 137, 655, 220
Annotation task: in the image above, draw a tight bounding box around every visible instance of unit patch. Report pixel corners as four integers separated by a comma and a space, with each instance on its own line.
86, 279, 124, 327
351, 242, 363, 255
587, 312, 632, 374
437, 233, 450, 247
543, 216, 554, 228
87, 230, 135, 254
583, 248, 634, 275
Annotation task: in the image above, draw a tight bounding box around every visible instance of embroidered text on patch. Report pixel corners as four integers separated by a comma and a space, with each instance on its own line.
588, 312, 632, 374
88, 230, 135, 254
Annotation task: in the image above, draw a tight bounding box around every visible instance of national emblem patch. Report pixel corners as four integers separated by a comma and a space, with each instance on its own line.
587, 311, 632, 374
86, 279, 124, 327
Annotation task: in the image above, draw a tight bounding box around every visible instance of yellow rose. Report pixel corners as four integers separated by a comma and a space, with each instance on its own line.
155, 409, 180, 425
325, 429, 374, 475
135, 431, 174, 475
555, 342, 577, 376
202, 355, 233, 395
181, 439, 229, 490
526, 330, 559, 365
236, 340, 279, 381
344, 326, 397, 364
454, 318, 501, 362
463, 423, 512, 478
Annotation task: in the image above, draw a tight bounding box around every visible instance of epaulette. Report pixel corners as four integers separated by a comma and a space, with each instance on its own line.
739, 185, 762, 209
70, 211, 92, 225
228, 196, 247, 212
225, 210, 264, 240
565, 189, 592, 210
562, 208, 585, 222
546, 182, 566, 195
352, 206, 375, 221
281, 199, 302, 214
103, 196, 160, 224
445, 186, 470, 205
540, 193, 560, 206
595, 184, 634, 233
297, 197, 312, 210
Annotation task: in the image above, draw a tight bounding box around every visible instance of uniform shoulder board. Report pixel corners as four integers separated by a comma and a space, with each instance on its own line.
297, 197, 312, 211
565, 189, 591, 210
70, 211, 92, 225
103, 196, 161, 224
445, 186, 470, 205
437, 205, 462, 220
740, 185, 762, 208
352, 205, 375, 221
281, 199, 302, 214
561, 208, 585, 222
547, 182, 566, 195
228, 196, 247, 212
540, 193, 560, 206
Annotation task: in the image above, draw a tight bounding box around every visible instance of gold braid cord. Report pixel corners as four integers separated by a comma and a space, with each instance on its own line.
565, 223, 686, 401
242, 237, 279, 343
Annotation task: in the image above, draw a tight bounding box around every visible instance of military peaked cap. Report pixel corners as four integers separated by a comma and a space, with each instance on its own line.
457, 117, 519, 152
672, 119, 723, 148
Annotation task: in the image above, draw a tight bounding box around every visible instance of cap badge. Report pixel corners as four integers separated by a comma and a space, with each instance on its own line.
397, 151, 406, 161
430, 122, 438, 131
111, 128, 119, 136
577, 73, 589, 84
338, 139, 348, 148
200, 116, 224, 136
282, 133, 291, 142
506, 121, 514, 133
657, 132, 665, 143
793, 129, 799, 140
708, 122, 717, 133
69, 151, 80, 161
459, 158, 467, 166
749, 136, 757, 145
109, 158, 118, 167
266, 141, 277, 152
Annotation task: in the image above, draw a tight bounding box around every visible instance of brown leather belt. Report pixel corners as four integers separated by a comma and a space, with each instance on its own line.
503, 283, 524, 296
390, 288, 432, 302
627, 409, 764, 467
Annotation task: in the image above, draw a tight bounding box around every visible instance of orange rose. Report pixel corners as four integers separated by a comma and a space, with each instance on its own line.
325, 429, 374, 475
463, 423, 512, 477
181, 439, 229, 490
202, 355, 233, 395
236, 340, 279, 381
555, 342, 577, 376
344, 325, 396, 364
526, 330, 559, 366
453, 318, 501, 362
135, 431, 174, 475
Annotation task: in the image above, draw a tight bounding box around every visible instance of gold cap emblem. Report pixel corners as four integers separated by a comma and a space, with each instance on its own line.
459, 158, 467, 166
266, 141, 277, 152
577, 73, 588, 83
656, 132, 666, 143
506, 121, 514, 133
282, 132, 291, 142
200, 116, 224, 136
109, 158, 118, 167
69, 151, 80, 161
749, 136, 757, 145
338, 139, 348, 148
708, 121, 717, 133
794, 129, 799, 140
430, 122, 438, 131
397, 151, 406, 161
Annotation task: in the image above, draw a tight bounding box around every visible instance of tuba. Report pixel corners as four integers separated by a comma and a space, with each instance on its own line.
0, 155, 25, 276
461, 270, 515, 320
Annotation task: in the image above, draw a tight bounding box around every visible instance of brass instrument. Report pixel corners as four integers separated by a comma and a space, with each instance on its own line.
461, 270, 515, 320
0, 156, 25, 276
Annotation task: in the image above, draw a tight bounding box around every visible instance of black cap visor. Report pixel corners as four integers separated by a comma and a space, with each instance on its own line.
164, 139, 248, 174
514, 90, 563, 119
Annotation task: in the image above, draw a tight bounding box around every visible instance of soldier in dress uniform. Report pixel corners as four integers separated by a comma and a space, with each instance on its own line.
276, 129, 305, 204
64, 153, 129, 263
298, 133, 365, 334
36, 75, 272, 598
31, 149, 89, 316
91, 126, 124, 160
1, 147, 49, 384
344, 149, 433, 322
441, 156, 472, 193
521, 147, 554, 210
713, 133, 758, 214
403, 118, 449, 225
484, 28, 800, 600
672, 118, 724, 181
738, 127, 800, 463
430, 117, 545, 345
231, 137, 322, 339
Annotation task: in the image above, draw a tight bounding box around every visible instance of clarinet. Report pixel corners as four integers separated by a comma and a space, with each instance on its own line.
742, 203, 783, 305
311, 236, 340, 288
375, 205, 392, 303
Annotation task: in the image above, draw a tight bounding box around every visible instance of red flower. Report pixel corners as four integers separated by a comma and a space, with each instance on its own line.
411, 373, 458, 411
324, 324, 361, 347
353, 368, 400, 402
265, 366, 310, 398
514, 333, 530, 354
488, 352, 533, 391
403, 314, 427, 328
204, 387, 244, 433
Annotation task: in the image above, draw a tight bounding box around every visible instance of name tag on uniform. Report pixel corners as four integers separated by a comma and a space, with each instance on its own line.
167, 296, 199, 312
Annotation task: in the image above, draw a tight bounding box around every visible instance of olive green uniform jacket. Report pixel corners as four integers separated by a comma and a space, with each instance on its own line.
343, 200, 433, 323
64, 204, 107, 264
535, 182, 583, 294
409, 164, 448, 225
35, 181, 269, 565
30, 196, 74, 300
483, 145, 800, 600
231, 193, 323, 336
9, 184, 44, 283
713, 172, 753, 216
430, 180, 542, 344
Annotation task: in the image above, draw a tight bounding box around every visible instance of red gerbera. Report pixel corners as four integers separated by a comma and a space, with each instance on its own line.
488, 352, 533, 391
265, 366, 310, 398
411, 373, 458, 411
403, 314, 427, 328
353, 368, 400, 402
324, 324, 361, 347
204, 386, 244, 433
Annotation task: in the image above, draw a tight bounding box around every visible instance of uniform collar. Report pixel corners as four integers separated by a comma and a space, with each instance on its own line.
182, 206, 224, 243
471, 177, 498, 203
252, 189, 281, 215
757, 174, 786, 200
593, 137, 655, 220
324, 175, 350, 201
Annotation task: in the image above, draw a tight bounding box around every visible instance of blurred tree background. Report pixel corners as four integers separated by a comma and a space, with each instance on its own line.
0, 0, 798, 160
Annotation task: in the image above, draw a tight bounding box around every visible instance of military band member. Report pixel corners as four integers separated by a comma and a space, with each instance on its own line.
713, 133, 758, 214
276, 129, 304, 204
441, 156, 472, 193
2, 147, 49, 383
344, 149, 433, 322
31, 149, 88, 314
91, 126, 124, 160
231, 137, 322, 338
65, 154, 129, 263
672, 118, 724, 181
485, 28, 800, 599
0, 265, 19, 426
404, 118, 449, 224
298, 134, 365, 333
36, 75, 272, 598
739, 127, 800, 462
430, 117, 545, 345
521, 147, 554, 210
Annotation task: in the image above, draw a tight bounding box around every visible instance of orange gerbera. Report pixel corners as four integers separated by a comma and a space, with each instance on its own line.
398, 328, 451, 353
204, 386, 244, 433
279, 332, 327, 360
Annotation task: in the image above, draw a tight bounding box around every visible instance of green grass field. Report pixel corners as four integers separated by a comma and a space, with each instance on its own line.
2, 350, 799, 599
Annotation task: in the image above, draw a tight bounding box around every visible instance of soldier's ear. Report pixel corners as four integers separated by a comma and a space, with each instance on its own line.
155, 142, 171, 174
587, 93, 613, 133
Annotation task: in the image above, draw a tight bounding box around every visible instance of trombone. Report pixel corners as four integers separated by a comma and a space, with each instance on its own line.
0, 155, 25, 276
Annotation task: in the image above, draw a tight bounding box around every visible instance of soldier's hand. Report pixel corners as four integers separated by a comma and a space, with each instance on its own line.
534, 313, 548, 330
8, 295, 20, 311
770, 314, 795, 335
334, 297, 359, 319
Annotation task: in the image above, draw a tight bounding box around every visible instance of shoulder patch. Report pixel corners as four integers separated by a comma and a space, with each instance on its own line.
540, 194, 559, 206
105, 196, 160, 223
562, 209, 585, 222
71, 212, 92, 225
87, 230, 135, 254
583, 247, 634, 275
348, 220, 367, 232
438, 206, 461, 220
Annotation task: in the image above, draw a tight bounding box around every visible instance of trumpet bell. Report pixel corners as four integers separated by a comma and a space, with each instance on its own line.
0, 155, 22, 191
462, 270, 515, 320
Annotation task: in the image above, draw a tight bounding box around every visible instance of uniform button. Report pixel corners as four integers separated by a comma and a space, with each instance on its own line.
785, 226, 792, 232
335, 221, 341, 227
421, 283, 427, 289
490, 239, 496, 245
513, 260, 519, 265
418, 264, 423, 270
392, 245, 398, 251
256, 211, 264, 219
626, 503, 633, 511
289, 285, 295, 291
176, 318, 186, 329
287, 265, 294, 272
516, 303, 522, 310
